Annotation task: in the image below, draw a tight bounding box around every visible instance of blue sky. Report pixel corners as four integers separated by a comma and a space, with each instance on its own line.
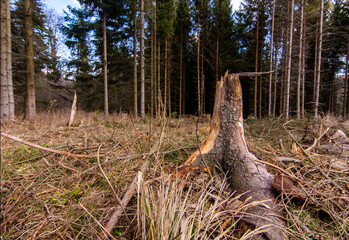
45, 0, 243, 15
44, 0, 80, 14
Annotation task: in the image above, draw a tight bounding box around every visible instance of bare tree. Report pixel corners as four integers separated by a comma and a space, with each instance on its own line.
254, 8, 259, 118
24, 0, 36, 119
297, 0, 304, 119
1, 0, 10, 122
133, 1, 138, 117
103, 13, 109, 118
285, 0, 294, 119
140, 0, 145, 119
268, 0, 275, 117
314, 0, 324, 118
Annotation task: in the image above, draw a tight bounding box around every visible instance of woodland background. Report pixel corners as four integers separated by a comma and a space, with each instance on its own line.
1, 0, 348, 121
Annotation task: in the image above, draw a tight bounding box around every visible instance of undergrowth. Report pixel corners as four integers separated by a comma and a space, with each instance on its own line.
1, 110, 348, 239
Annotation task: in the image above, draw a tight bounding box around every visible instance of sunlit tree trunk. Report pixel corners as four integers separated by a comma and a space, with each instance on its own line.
164, 38, 168, 115
254, 9, 259, 118
344, 42, 348, 118
133, 4, 138, 117
168, 39, 172, 116
197, 27, 201, 115
1, 0, 9, 122
285, 0, 294, 119
140, 0, 145, 119
297, 0, 304, 119
268, 0, 275, 117
314, 0, 324, 118
272, 33, 279, 117
150, 13, 154, 118
179, 39, 183, 117
301, 9, 306, 119
24, 0, 36, 119
103, 13, 109, 118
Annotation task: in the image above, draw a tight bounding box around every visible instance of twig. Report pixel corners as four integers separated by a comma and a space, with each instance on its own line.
68, 146, 196, 180
305, 127, 330, 152
1, 132, 92, 158
96, 144, 130, 223
250, 156, 304, 184
104, 158, 150, 235
79, 203, 117, 240
238, 71, 274, 77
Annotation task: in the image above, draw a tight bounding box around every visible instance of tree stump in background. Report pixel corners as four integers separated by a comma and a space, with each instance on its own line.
175, 72, 286, 240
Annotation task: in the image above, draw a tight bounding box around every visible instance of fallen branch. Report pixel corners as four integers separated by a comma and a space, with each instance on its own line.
79, 203, 117, 240
104, 157, 150, 236
96, 144, 130, 224
238, 71, 274, 77
250, 156, 304, 184
1, 132, 91, 158
305, 127, 330, 152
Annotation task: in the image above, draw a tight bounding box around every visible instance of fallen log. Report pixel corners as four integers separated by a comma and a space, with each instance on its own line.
174, 72, 286, 240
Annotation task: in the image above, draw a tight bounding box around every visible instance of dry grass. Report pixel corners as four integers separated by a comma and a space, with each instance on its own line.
1, 111, 348, 239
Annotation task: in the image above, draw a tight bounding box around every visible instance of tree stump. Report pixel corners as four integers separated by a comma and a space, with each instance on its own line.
175, 72, 286, 240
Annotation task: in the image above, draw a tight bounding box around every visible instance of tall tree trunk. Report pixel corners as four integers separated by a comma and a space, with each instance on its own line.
285, 0, 294, 119
1, 0, 9, 122
150, 15, 154, 118
179, 40, 183, 118
140, 0, 145, 119
268, 0, 275, 117
313, 24, 318, 103
201, 43, 204, 114
24, 0, 36, 119
301, 10, 306, 119
157, 42, 161, 115
297, 0, 304, 119
344, 41, 349, 118
273, 33, 279, 117
168, 39, 171, 116
103, 13, 109, 118
164, 38, 168, 115
6, 0, 14, 121
314, 0, 324, 118
154, 5, 158, 118
259, 48, 262, 118
254, 9, 259, 118
176, 73, 286, 240
133, 6, 138, 117
197, 29, 201, 115
216, 37, 219, 83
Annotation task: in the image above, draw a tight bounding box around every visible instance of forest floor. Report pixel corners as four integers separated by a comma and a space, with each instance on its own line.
1, 110, 348, 239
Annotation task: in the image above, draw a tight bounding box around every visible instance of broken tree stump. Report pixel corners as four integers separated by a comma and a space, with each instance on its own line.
175, 72, 286, 240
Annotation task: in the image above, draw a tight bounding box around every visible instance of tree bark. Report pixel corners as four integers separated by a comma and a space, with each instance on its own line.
297, 0, 304, 119
344, 41, 349, 118
1, 0, 10, 122
301, 11, 306, 119
197, 28, 201, 115
268, 0, 275, 118
179, 40, 183, 117
6, 0, 14, 121
164, 38, 168, 115
176, 72, 286, 240
254, 9, 259, 119
140, 0, 145, 119
133, 4, 138, 117
24, 0, 36, 119
103, 13, 109, 118
314, 0, 324, 118
285, 0, 294, 120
